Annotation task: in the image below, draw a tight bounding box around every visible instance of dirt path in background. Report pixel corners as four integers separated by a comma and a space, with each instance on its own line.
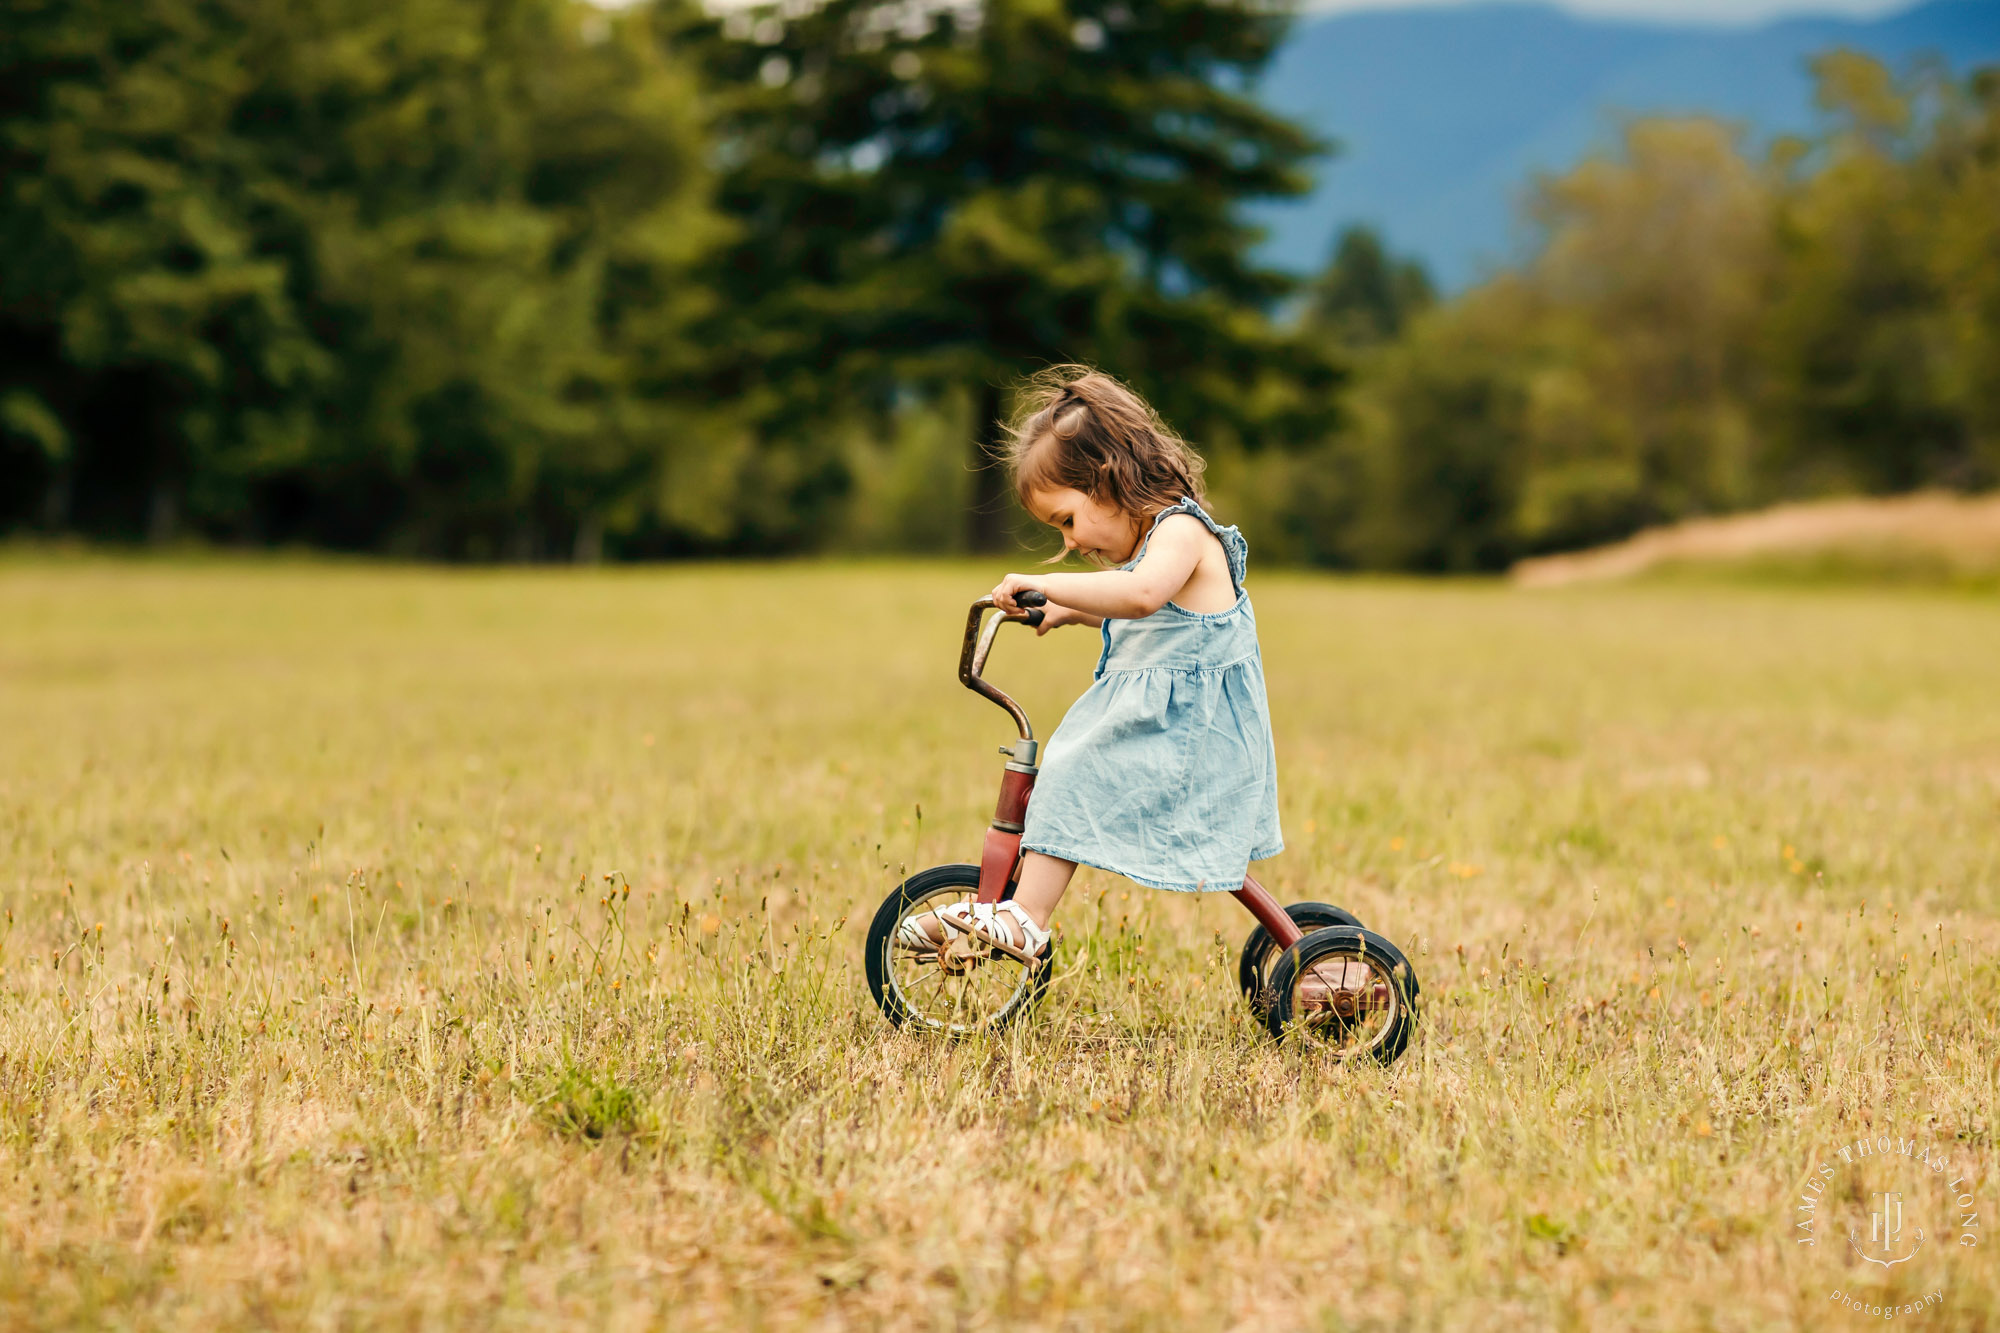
1512, 491, 2000, 586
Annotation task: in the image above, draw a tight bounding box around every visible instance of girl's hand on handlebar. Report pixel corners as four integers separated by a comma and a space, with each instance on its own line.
990, 573, 1045, 615
1033, 603, 1087, 636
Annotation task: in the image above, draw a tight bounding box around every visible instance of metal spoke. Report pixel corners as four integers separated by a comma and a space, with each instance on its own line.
887, 886, 1038, 1033
1296, 954, 1395, 1053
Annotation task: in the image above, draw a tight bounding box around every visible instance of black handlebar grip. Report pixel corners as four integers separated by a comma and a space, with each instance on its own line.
1015, 589, 1046, 627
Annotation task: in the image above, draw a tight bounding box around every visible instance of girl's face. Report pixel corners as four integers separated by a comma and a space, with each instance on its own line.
1024, 486, 1143, 565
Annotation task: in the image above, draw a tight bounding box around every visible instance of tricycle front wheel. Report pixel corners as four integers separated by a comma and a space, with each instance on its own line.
865, 864, 1053, 1036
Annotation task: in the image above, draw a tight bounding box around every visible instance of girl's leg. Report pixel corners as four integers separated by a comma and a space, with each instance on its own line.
1010, 851, 1078, 929
899, 851, 1077, 950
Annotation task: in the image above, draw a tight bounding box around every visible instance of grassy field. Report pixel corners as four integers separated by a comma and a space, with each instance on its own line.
1, 557, 1995, 1330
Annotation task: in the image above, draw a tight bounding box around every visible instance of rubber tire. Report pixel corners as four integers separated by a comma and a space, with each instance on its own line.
1265, 925, 1420, 1064
1237, 901, 1365, 1016
864, 863, 1053, 1035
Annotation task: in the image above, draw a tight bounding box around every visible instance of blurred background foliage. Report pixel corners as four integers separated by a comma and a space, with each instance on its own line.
1306, 53, 2000, 572
1, 0, 1996, 567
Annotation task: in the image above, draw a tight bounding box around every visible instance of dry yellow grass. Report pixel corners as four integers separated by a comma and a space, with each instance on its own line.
1512, 491, 2000, 587
0, 557, 1994, 1330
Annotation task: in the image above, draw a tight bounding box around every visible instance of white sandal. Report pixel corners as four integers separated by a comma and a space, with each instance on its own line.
894, 910, 946, 958
934, 899, 1051, 966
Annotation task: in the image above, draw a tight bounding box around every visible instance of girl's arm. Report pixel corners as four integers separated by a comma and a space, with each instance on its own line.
992, 518, 1205, 620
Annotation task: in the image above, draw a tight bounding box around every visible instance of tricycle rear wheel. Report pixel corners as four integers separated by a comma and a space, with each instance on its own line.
1265, 925, 1420, 1063
1237, 901, 1364, 1016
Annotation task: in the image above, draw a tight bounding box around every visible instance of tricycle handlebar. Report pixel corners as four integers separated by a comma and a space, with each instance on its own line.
959, 593, 1045, 741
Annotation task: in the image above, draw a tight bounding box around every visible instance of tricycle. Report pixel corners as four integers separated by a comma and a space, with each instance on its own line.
863, 591, 1420, 1061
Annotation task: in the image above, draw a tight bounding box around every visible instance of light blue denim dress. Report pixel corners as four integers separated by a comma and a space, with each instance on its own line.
1021, 497, 1283, 891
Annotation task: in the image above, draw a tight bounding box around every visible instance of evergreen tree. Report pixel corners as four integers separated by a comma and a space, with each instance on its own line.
1304, 225, 1433, 346
671, 0, 1341, 549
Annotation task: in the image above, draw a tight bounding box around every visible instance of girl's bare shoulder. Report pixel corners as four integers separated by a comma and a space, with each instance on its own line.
1149, 511, 1225, 555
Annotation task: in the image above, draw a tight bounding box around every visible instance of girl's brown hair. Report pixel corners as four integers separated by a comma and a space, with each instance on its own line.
1003, 366, 1207, 529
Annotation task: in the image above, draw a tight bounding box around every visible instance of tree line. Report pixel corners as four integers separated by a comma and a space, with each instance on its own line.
3, 3, 1995, 565
1261, 52, 2000, 570
1, 0, 1337, 557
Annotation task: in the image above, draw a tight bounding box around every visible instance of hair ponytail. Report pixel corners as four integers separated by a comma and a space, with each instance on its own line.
1003, 366, 1206, 523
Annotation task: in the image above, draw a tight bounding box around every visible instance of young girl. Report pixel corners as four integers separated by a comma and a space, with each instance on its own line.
930, 367, 1282, 963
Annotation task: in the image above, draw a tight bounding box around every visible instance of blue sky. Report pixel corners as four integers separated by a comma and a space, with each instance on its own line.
1303, 0, 1914, 25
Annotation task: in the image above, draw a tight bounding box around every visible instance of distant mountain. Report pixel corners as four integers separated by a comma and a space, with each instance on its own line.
1254, 0, 2000, 288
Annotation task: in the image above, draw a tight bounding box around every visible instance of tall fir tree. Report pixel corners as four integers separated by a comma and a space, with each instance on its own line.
1304, 226, 1434, 347
669, 0, 1341, 549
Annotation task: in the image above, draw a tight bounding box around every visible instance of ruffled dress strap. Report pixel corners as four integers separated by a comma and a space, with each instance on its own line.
1126, 496, 1248, 595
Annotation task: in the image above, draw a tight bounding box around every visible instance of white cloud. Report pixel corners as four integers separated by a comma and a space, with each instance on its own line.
1301, 0, 1914, 27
